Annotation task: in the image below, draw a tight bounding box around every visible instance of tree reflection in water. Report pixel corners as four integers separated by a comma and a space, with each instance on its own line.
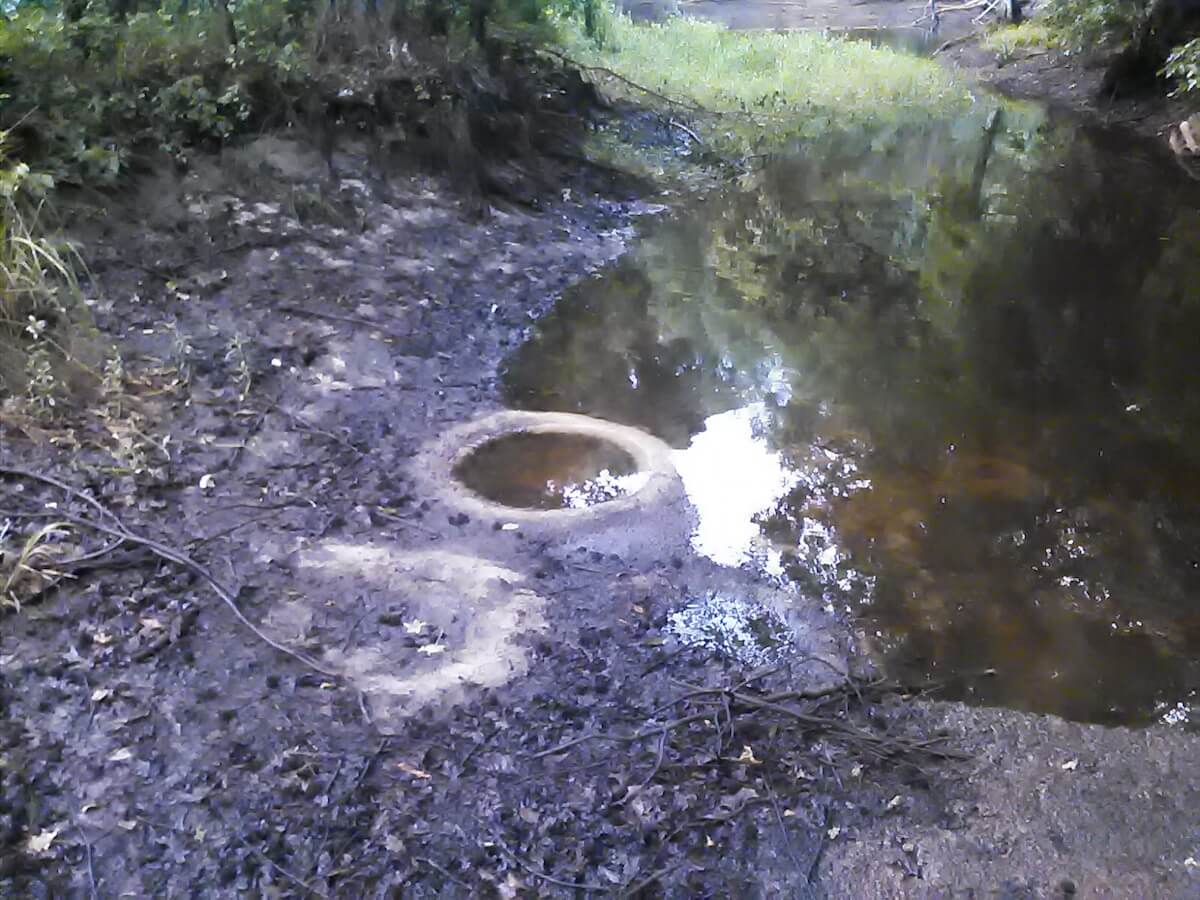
504, 103, 1200, 725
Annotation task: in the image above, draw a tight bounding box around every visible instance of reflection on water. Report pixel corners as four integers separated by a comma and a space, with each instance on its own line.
667, 593, 792, 667
505, 100, 1200, 725
671, 404, 796, 572
453, 432, 646, 510
834, 27, 938, 56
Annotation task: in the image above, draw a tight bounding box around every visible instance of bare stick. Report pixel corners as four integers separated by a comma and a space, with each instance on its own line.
277, 305, 409, 342
621, 861, 684, 898
251, 847, 330, 898
669, 118, 704, 145
530, 710, 714, 760
1, 476, 341, 678
488, 832, 610, 893
60, 511, 342, 677
521, 41, 708, 113
77, 826, 98, 900
417, 857, 471, 889
0, 467, 127, 531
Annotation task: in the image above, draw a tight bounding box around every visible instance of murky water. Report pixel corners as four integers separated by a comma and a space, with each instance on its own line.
835, 26, 937, 56
506, 103, 1200, 725
453, 432, 644, 510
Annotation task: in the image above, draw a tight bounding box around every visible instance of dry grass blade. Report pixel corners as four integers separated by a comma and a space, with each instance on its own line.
1, 520, 73, 610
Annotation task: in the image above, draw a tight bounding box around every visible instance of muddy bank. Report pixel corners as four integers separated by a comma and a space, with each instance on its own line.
0, 134, 882, 896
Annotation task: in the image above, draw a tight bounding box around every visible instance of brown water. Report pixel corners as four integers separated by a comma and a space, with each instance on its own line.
453, 432, 642, 510
504, 104, 1200, 725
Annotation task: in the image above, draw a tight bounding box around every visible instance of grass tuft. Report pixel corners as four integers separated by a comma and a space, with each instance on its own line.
561, 14, 973, 153
980, 22, 1065, 58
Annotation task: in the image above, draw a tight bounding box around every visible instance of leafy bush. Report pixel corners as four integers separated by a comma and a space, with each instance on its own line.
0, 1, 315, 183
1042, 0, 1146, 52
1163, 36, 1200, 95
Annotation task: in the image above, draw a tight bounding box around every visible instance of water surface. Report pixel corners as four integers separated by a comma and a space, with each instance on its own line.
505, 104, 1200, 725
453, 432, 643, 510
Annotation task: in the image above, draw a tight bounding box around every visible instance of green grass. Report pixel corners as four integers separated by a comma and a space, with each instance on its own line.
561, 15, 973, 151
980, 22, 1065, 57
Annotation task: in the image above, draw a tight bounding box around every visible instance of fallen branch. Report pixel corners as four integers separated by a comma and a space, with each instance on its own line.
0, 469, 341, 678
533, 677, 967, 766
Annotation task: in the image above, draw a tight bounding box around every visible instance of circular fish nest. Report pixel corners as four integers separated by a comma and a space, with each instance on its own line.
413, 410, 680, 525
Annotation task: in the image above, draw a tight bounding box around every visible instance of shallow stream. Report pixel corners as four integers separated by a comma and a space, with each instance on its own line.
504, 98, 1200, 725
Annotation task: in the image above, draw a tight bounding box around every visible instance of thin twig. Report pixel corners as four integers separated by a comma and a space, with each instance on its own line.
416, 856, 471, 889
0, 467, 126, 530
668, 118, 704, 145
61, 510, 341, 676
640, 730, 669, 787
526, 42, 708, 113
77, 826, 98, 900
529, 710, 713, 760
277, 305, 409, 341
251, 847, 330, 898
190, 512, 282, 550
808, 805, 832, 883
763, 773, 802, 873
487, 832, 610, 893
1, 478, 341, 679
621, 861, 683, 898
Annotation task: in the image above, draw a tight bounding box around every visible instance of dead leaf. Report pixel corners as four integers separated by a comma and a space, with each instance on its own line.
733, 745, 762, 765
396, 761, 431, 779
25, 828, 60, 854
